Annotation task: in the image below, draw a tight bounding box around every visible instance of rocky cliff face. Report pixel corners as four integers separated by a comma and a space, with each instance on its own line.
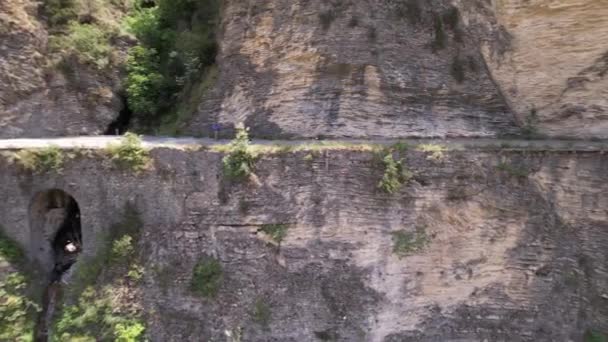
477, 0, 608, 139
1, 0, 606, 139
186, 0, 520, 138
185, 0, 608, 139
0, 0, 127, 138
0, 145, 606, 340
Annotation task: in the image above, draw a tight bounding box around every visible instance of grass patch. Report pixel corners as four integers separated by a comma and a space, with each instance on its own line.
105, 133, 151, 172
49, 22, 112, 69
251, 298, 271, 328
391, 228, 429, 258
417, 143, 447, 161
222, 124, 256, 182
260, 224, 289, 244
191, 256, 223, 298
0, 229, 41, 341
13, 146, 64, 173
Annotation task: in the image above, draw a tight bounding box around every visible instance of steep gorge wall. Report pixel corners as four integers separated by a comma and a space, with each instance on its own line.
2, 0, 606, 139
0, 0, 128, 138
186, 0, 608, 139
0, 147, 606, 340
477, 0, 608, 138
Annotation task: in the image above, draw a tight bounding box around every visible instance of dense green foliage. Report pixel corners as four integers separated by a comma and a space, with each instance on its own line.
378, 153, 412, 194
223, 125, 256, 181
0, 274, 38, 341
49, 22, 112, 69
0, 229, 25, 265
125, 0, 220, 127
191, 256, 223, 298
54, 287, 145, 341
0, 230, 39, 341
44, 0, 78, 27
260, 224, 289, 244
55, 204, 145, 341
14, 146, 64, 173
105, 133, 150, 172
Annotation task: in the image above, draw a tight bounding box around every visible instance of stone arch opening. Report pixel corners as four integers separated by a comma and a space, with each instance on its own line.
29, 189, 82, 278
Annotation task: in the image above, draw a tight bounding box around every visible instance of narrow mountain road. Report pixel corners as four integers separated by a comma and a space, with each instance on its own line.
0, 136, 606, 151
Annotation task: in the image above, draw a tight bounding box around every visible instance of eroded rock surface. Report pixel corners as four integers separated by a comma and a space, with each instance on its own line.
478, 0, 608, 139
0, 0, 125, 138
0, 147, 606, 340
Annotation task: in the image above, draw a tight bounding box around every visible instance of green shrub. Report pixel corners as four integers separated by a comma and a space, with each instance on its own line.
50, 22, 112, 69
70, 203, 142, 295
223, 124, 256, 181
14, 146, 64, 172
391, 229, 429, 257
378, 154, 412, 194
44, 0, 78, 27
0, 229, 24, 265
0, 231, 39, 341
105, 133, 150, 172
261, 224, 289, 244
0, 274, 39, 341
251, 298, 271, 328
111, 235, 135, 260
191, 256, 223, 298
125, 46, 165, 116
124, 0, 220, 127
54, 287, 145, 341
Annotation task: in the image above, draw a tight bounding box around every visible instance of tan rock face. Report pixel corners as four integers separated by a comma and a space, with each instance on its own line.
186, 0, 608, 139
187, 0, 520, 138
479, 0, 608, 138
0, 0, 124, 138
1, 148, 607, 340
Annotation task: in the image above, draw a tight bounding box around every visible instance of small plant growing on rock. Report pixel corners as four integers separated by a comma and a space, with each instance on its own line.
260, 224, 289, 244
223, 124, 256, 181
13, 146, 64, 172
378, 154, 413, 194
391, 228, 429, 258
417, 144, 447, 161
105, 133, 150, 172
191, 256, 223, 298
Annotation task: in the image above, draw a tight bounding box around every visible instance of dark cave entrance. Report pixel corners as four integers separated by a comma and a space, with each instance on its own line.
30, 189, 82, 278
105, 94, 132, 135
